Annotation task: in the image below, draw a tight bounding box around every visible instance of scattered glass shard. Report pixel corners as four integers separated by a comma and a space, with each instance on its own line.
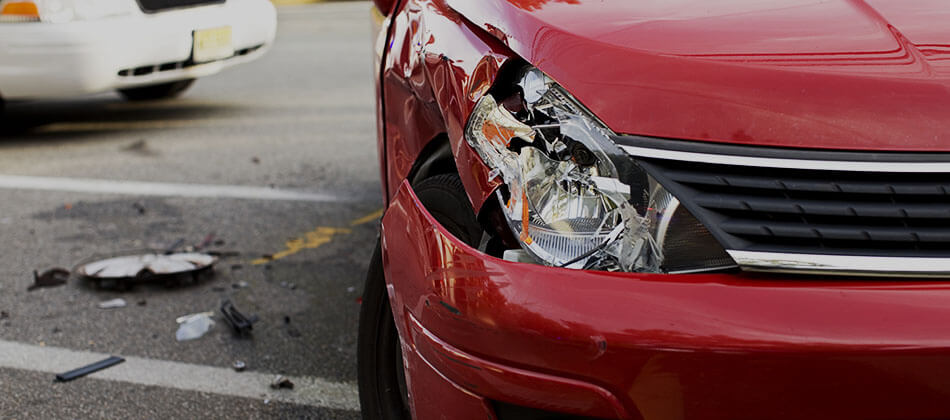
97, 298, 127, 309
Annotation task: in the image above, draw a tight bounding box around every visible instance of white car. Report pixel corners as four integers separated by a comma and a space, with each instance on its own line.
0, 0, 276, 102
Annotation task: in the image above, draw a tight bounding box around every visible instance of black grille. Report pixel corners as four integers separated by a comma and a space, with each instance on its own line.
639, 159, 950, 258
136, 0, 223, 13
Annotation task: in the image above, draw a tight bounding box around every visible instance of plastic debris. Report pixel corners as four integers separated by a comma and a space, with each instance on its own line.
196, 233, 216, 250
164, 238, 186, 254
283, 316, 301, 338
232, 360, 246, 372
55, 356, 125, 382
78, 253, 216, 279
176, 312, 214, 341
97, 298, 127, 309
270, 375, 294, 390
28, 268, 69, 291
220, 300, 259, 337
78, 252, 217, 289
232, 281, 249, 289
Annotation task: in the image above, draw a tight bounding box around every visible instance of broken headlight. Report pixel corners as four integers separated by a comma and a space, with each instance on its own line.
465, 66, 735, 273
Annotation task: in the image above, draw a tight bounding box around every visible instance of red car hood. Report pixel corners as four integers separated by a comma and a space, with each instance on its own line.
447, 0, 950, 151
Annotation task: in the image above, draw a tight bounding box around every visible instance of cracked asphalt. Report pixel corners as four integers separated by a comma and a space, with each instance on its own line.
0, 2, 376, 418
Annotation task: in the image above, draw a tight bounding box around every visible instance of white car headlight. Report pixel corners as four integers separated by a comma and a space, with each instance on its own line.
466, 65, 736, 273
0, 0, 131, 23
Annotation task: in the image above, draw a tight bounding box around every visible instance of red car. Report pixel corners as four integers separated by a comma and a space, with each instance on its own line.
359, 0, 950, 419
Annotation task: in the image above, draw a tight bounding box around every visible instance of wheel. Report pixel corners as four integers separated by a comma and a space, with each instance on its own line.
117, 79, 195, 101
357, 174, 481, 419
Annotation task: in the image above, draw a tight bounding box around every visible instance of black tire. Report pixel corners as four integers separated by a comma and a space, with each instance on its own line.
357, 174, 481, 420
118, 79, 195, 101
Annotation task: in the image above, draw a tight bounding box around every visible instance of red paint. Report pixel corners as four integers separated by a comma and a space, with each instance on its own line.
373, 0, 950, 418
378, 0, 507, 210
446, 0, 950, 151
372, 0, 396, 15
384, 181, 950, 419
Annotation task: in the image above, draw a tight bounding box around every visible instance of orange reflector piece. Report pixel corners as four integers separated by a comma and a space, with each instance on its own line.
519, 190, 533, 245
1, 1, 39, 16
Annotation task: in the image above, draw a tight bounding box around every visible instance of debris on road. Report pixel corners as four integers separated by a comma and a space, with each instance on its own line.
164, 238, 186, 254
207, 250, 240, 258
136, 299, 147, 306
97, 298, 127, 309
77, 252, 217, 289
132, 201, 146, 215
28, 268, 70, 291
232, 281, 249, 289
220, 300, 258, 337
270, 375, 294, 390
232, 360, 246, 372
283, 316, 302, 338
176, 312, 214, 341
196, 233, 216, 251
55, 356, 125, 382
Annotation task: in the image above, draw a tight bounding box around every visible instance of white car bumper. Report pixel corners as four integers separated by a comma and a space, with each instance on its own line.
0, 0, 276, 99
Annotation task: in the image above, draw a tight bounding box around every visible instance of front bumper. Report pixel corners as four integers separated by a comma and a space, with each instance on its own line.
383, 180, 950, 419
0, 0, 276, 99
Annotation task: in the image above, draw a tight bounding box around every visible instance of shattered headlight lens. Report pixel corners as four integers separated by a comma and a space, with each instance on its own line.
466, 66, 735, 273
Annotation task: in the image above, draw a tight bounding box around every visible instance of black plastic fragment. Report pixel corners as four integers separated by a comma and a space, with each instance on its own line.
220, 300, 259, 336
29, 268, 69, 291
55, 356, 125, 382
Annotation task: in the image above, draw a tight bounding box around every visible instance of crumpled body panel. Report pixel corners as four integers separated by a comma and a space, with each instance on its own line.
446, 0, 950, 151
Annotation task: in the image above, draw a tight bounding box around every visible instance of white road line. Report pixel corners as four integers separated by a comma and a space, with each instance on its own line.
0, 340, 360, 411
0, 175, 341, 202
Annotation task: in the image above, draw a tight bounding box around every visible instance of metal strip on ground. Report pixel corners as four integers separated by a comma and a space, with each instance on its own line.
0, 339, 359, 411
0, 175, 341, 202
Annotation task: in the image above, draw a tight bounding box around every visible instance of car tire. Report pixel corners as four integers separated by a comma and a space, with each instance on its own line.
117, 79, 195, 101
357, 174, 481, 420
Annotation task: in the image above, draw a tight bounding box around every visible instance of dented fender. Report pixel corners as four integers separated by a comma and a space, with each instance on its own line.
380, 0, 510, 210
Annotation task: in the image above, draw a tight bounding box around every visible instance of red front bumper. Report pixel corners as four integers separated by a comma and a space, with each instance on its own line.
382, 181, 950, 420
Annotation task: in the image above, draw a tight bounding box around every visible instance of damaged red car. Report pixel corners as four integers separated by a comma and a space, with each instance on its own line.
359, 0, 950, 419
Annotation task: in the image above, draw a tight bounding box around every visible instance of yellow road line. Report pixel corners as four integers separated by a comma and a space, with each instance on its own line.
350, 208, 384, 226
252, 227, 351, 265
252, 208, 384, 265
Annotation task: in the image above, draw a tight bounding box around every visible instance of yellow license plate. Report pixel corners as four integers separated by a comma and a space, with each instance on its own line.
192, 26, 233, 63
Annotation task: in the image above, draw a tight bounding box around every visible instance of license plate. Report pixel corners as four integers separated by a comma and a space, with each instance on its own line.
192, 26, 233, 63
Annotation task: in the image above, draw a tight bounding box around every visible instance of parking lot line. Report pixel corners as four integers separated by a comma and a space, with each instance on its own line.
0, 174, 342, 202
0, 339, 360, 410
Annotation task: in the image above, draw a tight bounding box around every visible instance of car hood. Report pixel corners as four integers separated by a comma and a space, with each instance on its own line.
446, 0, 950, 151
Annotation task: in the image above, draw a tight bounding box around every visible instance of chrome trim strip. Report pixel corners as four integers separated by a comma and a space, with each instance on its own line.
620, 145, 950, 172
728, 250, 950, 277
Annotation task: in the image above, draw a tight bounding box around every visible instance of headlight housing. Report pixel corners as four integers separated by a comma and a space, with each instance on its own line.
465, 65, 736, 273
0, 0, 131, 23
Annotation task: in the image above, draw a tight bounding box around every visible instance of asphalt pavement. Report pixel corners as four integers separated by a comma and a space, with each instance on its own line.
0, 2, 376, 418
